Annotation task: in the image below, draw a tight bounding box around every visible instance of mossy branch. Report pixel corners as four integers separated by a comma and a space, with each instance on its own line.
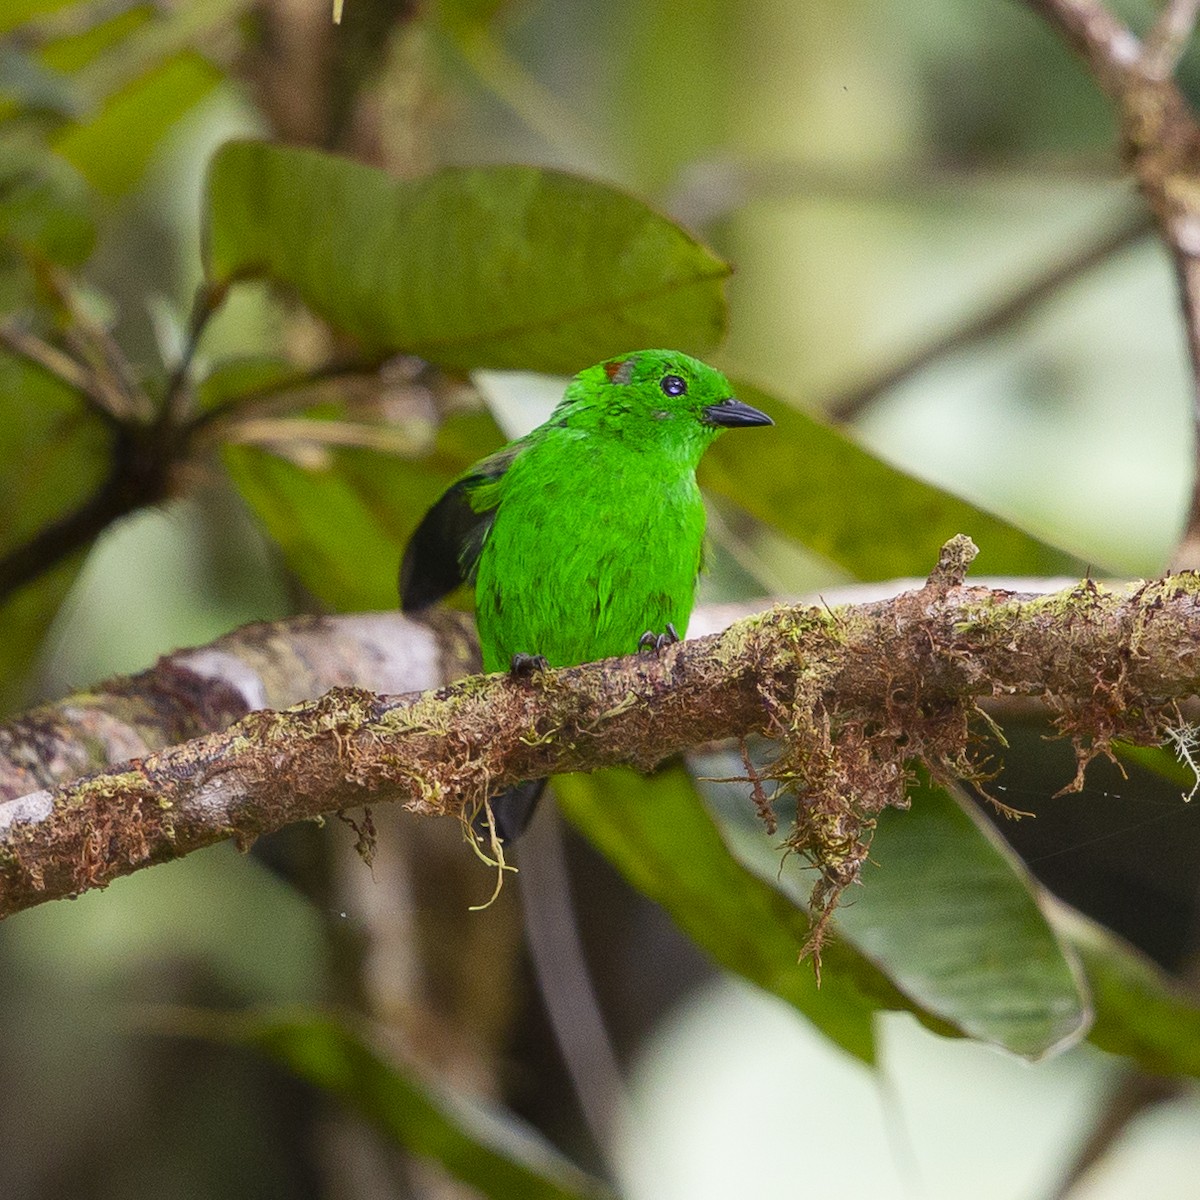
3, 537, 1200, 922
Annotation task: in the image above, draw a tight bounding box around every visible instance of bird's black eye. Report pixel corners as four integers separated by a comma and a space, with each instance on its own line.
660, 374, 687, 397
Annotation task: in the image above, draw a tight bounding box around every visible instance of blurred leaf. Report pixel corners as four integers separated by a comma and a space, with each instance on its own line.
39, 0, 243, 102
237, 1011, 614, 1200
204, 140, 729, 373
0, 0, 75, 37
1113, 740, 1196, 793
832, 780, 1090, 1058
1058, 906, 1200, 1078
0, 136, 94, 307
700, 380, 1083, 580
39, 4, 152, 77
56, 53, 220, 196
555, 766, 959, 1065
0, 47, 86, 119
196, 354, 300, 412
0, 351, 110, 709
434, 0, 513, 27
223, 409, 504, 611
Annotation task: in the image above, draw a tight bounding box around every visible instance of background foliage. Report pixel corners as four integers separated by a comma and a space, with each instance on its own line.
1, 1, 1198, 1198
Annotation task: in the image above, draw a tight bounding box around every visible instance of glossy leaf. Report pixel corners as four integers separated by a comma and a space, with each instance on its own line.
223, 410, 505, 612
831, 780, 1090, 1058
700, 380, 1083, 580
204, 140, 729, 373
699, 762, 1089, 1059
237, 1011, 614, 1200
555, 766, 958, 1065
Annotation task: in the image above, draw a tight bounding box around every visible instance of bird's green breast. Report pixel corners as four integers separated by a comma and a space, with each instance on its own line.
472, 427, 706, 672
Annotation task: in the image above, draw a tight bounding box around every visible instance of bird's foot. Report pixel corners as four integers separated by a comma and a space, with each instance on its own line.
638, 622, 680, 655
510, 652, 549, 679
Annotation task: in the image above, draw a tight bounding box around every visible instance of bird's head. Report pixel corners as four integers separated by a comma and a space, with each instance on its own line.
557, 350, 772, 465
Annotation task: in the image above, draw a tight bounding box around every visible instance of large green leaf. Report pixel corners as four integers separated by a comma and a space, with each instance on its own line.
831, 780, 1090, 1058
204, 140, 730, 373
235, 1011, 613, 1200
1058, 905, 1200, 1078
699, 763, 1088, 1059
555, 766, 958, 1065
700, 380, 1082, 580
223, 409, 505, 611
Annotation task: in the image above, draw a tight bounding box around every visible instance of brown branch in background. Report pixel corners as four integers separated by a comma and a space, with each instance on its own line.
1143, 0, 1200, 80
3, 538, 1200, 923
162, 281, 228, 423
1023, 0, 1143, 85
0, 321, 96, 400
37, 262, 154, 424
1024, 0, 1200, 563
825, 209, 1152, 423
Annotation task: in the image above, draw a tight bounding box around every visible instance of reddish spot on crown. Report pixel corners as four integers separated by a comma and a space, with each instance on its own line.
604, 358, 636, 384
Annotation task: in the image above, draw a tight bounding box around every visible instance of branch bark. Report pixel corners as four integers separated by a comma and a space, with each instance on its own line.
2, 538, 1198, 922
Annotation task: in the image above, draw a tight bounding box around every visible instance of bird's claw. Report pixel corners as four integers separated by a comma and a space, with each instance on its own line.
638, 623, 680, 655
510, 652, 549, 678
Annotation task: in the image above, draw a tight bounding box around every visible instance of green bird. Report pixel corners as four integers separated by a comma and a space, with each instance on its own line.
399, 349, 772, 843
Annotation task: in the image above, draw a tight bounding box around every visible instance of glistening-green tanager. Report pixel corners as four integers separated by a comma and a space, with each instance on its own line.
400, 349, 772, 842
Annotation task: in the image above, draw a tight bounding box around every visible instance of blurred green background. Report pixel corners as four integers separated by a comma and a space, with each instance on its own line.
2, 0, 1199, 1197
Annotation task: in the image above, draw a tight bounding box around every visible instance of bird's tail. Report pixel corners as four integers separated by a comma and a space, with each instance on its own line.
474, 779, 546, 846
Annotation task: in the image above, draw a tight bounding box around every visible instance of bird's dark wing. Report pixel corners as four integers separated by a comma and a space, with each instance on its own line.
399, 444, 518, 611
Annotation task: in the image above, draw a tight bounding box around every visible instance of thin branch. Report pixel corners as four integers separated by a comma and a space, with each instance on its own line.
219, 416, 426, 455
663, 154, 1120, 231
1142, 0, 1200, 80
186, 358, 387, 442
826, 210, 1152, 423
3, 541, 1200, 920
39, 264, 153, 423
0, 321, 94, 398
162, 281, 227, 424
1025, 0, 1200, 561
1023, 0, 1142, 90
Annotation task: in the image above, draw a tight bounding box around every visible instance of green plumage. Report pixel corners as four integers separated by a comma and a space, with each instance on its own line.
400, 349, 771, 839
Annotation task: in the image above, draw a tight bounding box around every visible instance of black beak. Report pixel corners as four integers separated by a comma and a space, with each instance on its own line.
702, 397, 774, 428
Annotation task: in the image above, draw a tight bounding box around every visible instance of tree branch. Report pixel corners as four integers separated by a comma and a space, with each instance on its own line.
826, 209, 1151, 423
1024, 0, 1200, 561
1023, 0, 1142, 89
2, 538, 1199, 922
1143, 0, 1200, 81
0, 609, 477, 802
